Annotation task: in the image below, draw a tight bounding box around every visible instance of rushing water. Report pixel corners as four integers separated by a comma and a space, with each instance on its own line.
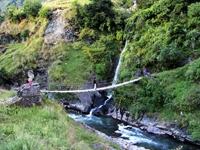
67, 109, 200, 150
112, 40, 128, 85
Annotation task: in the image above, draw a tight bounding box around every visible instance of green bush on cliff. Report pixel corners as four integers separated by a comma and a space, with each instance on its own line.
20, 29, 30, 40
38, 7, 51, 18
5, 5, 26, 23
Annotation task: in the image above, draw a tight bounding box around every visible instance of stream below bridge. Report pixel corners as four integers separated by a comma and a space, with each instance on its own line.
66, 109, 200, 150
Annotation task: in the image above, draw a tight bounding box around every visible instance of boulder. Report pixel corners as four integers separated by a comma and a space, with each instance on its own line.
12, 83, 42, 107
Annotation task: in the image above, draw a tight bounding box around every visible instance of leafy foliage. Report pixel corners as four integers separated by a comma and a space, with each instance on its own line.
83, 35, 120, 80
23, 0, 42, 17
73, 0, 126, 32
20, 29, 30, 40
38, 7, 51, 18
0, 68, 10, 85
5, 5, 26, 23
0, 15, 5, 24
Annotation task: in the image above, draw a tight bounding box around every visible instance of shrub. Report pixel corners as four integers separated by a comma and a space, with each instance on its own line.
188, 2, 200, 17
74, 0, 119, 32
158, 42, 183, 68
38, 7, 51, 18
23, 0, 42, 17
5, 5, 26, 23
0, 15, 4, 24
20, 29, 30, 40
0, 68, 9, 85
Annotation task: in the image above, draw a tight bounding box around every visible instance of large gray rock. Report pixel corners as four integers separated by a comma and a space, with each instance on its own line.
13, 83, 42, 107
44, 9, 78, 44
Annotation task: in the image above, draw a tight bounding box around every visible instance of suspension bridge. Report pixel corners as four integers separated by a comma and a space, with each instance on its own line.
40, 77, 142, 93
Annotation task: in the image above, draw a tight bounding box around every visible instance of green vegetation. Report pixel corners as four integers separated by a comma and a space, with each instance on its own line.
0, 0, 46, 11
0, 68, 10, 85
0, 89, 16, 107
0, 95, 119, 150
0, 15, 5, 24
0, 0, 200, 142
73, 0, 128, 32
113, 0, 200, 140
23, 0, 42, 17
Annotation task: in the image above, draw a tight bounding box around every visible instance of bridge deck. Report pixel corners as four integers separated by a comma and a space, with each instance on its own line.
40, 77, 142, 93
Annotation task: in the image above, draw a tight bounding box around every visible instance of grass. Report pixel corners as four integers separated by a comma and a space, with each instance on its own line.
0, 88, 17, 107
0, 95, 120, 150
49, 42, 93, 90
0, 17, 49, 75
43, 0, 90, 9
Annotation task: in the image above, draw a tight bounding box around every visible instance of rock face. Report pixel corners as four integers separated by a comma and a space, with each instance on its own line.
44, 9, 78, 44
109, 107, 200, 146
0, 33, 17, 44
13, 83, 42, 107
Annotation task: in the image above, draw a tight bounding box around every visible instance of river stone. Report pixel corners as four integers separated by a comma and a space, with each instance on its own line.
82, 123, 148, 150
147, 126, 165, 135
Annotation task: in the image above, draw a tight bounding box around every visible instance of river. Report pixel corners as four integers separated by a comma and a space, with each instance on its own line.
66, 109, 200, 150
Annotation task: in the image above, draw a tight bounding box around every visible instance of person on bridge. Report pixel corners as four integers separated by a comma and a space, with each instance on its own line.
143, 67, 147, 76
93, 78, 97, 90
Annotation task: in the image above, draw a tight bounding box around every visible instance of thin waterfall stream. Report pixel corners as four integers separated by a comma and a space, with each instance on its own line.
66, 41, 200, 150
89, 41, 128, 115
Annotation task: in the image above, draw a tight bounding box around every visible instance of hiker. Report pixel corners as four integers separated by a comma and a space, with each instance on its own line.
143, 67, 151, 78
27, 69, 34, 85
93, 78, 97, 89
143, 67, 147, 76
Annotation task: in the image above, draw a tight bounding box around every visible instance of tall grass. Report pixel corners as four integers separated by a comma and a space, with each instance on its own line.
0, 98, 119, 150
0, 89, 16, 107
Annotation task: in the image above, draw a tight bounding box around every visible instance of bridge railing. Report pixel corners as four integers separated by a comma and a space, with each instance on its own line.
47, 80, 114, 91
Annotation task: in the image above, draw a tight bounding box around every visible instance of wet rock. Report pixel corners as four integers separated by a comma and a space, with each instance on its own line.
82, 123, 148, 150
109, 107, 200, 146
147, 126, 166, 135
0, 33, 15, 44
1, 47, 7, 53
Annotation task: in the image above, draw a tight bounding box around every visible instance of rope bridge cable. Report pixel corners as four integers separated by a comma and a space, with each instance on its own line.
40, 77, 142, 94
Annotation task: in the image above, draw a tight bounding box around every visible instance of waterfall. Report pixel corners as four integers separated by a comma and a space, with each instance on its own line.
112, 40, 128, 85
89, 41, 128, 116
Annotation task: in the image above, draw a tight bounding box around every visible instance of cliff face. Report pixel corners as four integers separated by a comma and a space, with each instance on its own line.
44, 9, 78, 44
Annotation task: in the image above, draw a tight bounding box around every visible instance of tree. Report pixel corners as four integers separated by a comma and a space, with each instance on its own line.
74, 0, 117, 32
5, 5, 26, 23
23, 0, 42, 17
